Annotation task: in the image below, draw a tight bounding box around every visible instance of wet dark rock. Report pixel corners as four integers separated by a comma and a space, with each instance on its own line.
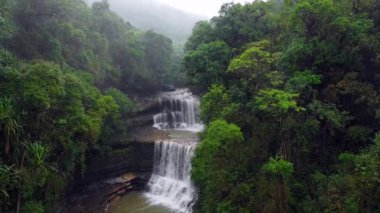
60, 173, 150, 213
161, 84, 176, 91
127, 126, 171, 143
76, 142, 155, 185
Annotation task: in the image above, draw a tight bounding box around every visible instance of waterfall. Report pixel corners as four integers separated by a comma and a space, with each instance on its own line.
153, 88, 203, 132
145, 88, 203, 213
145, 141, 197, 213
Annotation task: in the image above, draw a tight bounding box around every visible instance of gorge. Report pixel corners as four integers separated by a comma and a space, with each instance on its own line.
112, 89, 202, 213
63, 88, 203, 213
2, 0, 380, 212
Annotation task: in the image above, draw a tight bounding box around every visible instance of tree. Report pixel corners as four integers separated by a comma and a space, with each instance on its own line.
192, 119, 244, 212
104, 88, 135, 117
200, 85, 239, 124
211, 2, 274, 48
0, 0, 14, 43
257, 157, 294, 212
0, 98, 21, 156
185, 0, 380, 211
182, 41, 231, 87
0, 0, 182, 211
228, 40, 283, 94
185, 21, 214, 52
20, 62, 65, 110
253, 89, 304, 116
143, 30, 174, 88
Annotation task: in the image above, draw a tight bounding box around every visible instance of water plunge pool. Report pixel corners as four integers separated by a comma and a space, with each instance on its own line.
110, 192, 175, 213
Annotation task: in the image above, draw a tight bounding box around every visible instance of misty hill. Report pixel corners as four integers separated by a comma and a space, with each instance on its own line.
86, 0, 206, 44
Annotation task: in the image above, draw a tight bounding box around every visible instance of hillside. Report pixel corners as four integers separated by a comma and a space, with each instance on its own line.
86, 0, 206, 44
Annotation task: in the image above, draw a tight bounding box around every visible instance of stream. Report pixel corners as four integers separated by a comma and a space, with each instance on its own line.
111, 88, 203, 213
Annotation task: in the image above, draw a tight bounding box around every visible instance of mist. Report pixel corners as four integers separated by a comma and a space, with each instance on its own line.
86, 0, 207, 44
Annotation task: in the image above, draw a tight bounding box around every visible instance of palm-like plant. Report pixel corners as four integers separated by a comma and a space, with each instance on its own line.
23, 142, 50, 168
0, 164, 12, 200
0, 163, 22, 209
0, 98, 21, 155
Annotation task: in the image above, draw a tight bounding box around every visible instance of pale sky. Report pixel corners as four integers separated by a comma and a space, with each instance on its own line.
157, 0, 251, 17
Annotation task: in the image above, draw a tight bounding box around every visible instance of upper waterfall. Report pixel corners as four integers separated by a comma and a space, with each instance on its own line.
153, 88, 204, 132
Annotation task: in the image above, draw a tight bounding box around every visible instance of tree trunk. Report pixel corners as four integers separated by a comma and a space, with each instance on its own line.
16, 189, 21, 213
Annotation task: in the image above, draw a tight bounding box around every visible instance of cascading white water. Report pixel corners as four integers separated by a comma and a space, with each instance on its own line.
145, 88, 203, 213
153, 88, 203, 132
145, 141, 197, 213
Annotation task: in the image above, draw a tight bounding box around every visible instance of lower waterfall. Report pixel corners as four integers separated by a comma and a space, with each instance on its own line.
145, 140, 197, 213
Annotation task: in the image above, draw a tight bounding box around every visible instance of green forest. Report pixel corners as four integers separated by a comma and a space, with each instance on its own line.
0, 0, 181, 212
184, 0, 380, 212
1, 0, 380, 212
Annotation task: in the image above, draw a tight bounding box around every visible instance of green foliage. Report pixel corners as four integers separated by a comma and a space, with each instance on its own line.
185, 0, 380, 211
0, 0, 186, 211
185, 21, 214, 51
263, 157, 293, 179
308, 100, 349, 129
286, 70, 321, 92
292, 0, 336, 37
143, 30, 174, 87
20, 62, 65, 109
182, 41, 231, 87
104, 88, 136, 116
0, 48, 17, 69
257, 157, 294, 213
0, 0, 379, 211
254, 89, 304, 115
0, 97, 21, 155
0, 0, 14, 42
192, 119, 244, 212
24, 142, 50, 168
192, 119, 243, 184
336, 72, 380, 106
211, 2, 277, 48
228, 40, 273, 74
307, 134, 380, 212
21, 201, 44, 213
227, 40, 284, 91
0, 164, 16, 206
200, 85, 239, 124
0, 59, 134, 210
6, 0, 180, 92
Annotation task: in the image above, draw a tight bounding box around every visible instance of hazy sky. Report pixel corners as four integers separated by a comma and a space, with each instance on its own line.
157, 0, 251, 17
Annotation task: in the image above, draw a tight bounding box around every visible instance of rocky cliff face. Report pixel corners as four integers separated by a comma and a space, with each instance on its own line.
77, 93, 171, 184
62, 93, 172, 212
77, 142, 155, 185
